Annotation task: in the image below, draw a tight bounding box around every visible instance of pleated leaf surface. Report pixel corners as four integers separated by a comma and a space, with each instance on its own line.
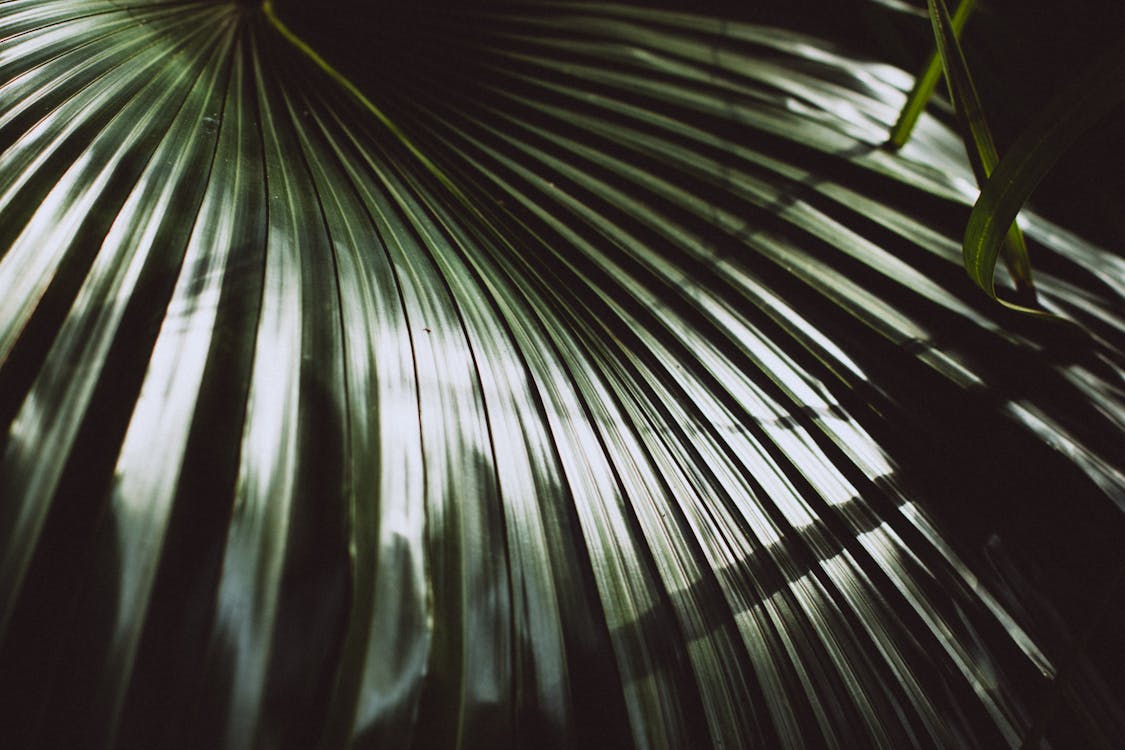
0, 2, 1123, 748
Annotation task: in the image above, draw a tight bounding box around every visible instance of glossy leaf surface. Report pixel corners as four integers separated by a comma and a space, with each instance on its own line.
0, 2, 1123, 748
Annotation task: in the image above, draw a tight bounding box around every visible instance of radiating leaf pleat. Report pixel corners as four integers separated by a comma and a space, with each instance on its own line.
0, 2, 1122, 749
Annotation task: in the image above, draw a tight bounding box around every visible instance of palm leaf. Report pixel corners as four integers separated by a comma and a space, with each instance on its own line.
887, 0, 975, 149
964, 37, 1125, 307
926, 0, 1035, 305
0, 2, 1123, 748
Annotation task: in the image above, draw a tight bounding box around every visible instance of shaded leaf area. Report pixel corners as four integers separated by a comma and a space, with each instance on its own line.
963, 37, 1125, 306
0, 1, 1123, 748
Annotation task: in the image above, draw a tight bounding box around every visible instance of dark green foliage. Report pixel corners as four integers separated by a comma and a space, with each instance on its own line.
0, 2, 1122, 748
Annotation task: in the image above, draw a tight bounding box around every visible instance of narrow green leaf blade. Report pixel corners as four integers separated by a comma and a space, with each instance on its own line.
965, 40, 1125, 306
926, 0, 996, 179
887, 0, 976, 149
927, 0, 1036, 300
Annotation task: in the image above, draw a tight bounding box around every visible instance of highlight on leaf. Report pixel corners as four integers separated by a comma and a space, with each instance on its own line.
0, 2, 1122, 749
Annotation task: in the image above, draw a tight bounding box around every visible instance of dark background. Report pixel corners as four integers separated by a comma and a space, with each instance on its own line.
275, 0, 1125, 253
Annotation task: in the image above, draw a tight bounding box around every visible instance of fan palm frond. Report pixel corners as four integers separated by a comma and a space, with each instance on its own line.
0, 2, 1122, 747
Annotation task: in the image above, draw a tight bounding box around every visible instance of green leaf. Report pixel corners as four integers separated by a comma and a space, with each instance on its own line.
927, 0, 1036, 302
0, 2, 1122, 749
887, 0, 976, 150
965, 39, 1125, 308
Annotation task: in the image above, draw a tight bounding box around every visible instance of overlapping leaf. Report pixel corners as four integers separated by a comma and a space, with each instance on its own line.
0, 2, 1123, 748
